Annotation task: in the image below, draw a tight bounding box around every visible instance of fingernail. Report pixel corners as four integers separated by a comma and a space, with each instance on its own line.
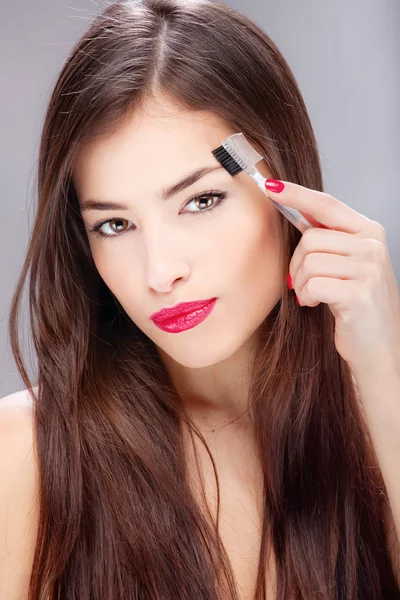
265, 179, 285, 193
295, 294, 302, 306
287, 273, 293, 290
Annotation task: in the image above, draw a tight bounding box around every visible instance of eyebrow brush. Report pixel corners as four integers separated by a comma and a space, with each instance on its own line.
212, 133, 312, 233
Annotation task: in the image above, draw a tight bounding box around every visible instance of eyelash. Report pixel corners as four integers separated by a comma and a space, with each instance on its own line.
86, 190, 227, 240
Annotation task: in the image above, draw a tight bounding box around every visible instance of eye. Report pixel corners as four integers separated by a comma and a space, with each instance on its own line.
88, 217, 130, 238
185, 191, 226, 214
87, 190, 227, 240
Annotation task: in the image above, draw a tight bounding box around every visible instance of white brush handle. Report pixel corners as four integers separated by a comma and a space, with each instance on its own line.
252, 171, 312, 234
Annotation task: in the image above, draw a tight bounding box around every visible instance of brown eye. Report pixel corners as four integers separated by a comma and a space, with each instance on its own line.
185, 192, 226, 214
88, 217, 133, 238
195, 195, 214, 209
107, 218, 129, 233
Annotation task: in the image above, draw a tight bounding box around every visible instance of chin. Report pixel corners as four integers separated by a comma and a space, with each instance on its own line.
156, 333, 244, 370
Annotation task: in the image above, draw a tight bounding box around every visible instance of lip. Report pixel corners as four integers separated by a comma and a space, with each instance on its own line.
150, 298, 217, 333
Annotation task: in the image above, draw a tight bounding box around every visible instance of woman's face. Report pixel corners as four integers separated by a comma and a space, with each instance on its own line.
73, 94, 284, 370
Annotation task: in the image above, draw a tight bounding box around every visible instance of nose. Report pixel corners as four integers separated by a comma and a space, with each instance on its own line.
143, 227, 190, 293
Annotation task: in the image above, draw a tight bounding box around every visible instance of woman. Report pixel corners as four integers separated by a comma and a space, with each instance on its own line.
2, 0, 400, 598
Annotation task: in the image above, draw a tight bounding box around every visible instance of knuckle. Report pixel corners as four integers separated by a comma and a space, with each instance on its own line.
304, 277, 318, 297
368, 239, 387, 262
369, 220, 387, 242
301, 227, 316, 250
303, 252, 316, 272
364, 260, 382, 284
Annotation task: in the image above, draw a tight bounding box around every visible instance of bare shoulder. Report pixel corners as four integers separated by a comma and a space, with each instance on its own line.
0, 387, 39, 600
0, 387, 36, 456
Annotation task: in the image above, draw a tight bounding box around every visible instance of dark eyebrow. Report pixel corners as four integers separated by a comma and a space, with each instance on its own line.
80, 165, 225, 212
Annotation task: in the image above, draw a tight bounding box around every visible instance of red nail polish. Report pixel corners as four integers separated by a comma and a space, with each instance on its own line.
287, 273, 293, 290
295, 294, 301, 306
265, 179, 285, 193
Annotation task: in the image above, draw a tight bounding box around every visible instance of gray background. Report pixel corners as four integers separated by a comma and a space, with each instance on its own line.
1, 0, 399, 397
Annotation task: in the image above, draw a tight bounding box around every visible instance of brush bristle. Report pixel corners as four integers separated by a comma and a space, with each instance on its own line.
222, 133, 263, 175
211, 145, 243, 176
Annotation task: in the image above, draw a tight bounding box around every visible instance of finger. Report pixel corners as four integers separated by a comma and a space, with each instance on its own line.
296, 211, 328, 229
296, 276, 359, 309
289, 228, 387, 280
265, 180, 371, 234
294, 254, 361, 298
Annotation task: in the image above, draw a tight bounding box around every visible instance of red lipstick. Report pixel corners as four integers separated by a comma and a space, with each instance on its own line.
150, 298, 217, 333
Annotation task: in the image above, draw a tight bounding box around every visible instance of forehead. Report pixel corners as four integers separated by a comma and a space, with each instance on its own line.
72, 95, 235, 197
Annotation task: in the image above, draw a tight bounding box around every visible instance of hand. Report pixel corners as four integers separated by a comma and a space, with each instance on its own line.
264, 179, 400, 376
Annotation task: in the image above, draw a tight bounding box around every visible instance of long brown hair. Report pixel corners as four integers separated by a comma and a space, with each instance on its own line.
9, 0, 399, 597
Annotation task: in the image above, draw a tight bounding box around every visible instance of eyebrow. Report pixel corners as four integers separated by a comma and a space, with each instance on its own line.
80, 164, 225, 212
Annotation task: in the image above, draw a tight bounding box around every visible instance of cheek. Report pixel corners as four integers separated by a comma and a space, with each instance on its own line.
213, 201, 283, 294
88, 240, 134, 298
